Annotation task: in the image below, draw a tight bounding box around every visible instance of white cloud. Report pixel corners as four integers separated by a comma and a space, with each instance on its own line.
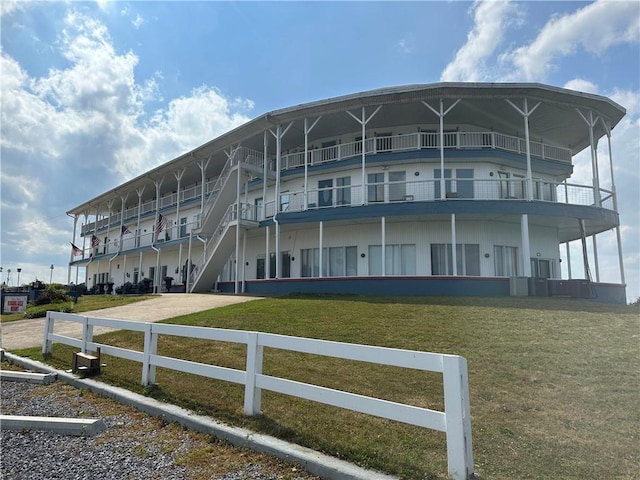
502, 0, 640, 81
132, 13, 145, 29
0, 10, 254, 283
440, 0, 519, 82
563, 78, 599, 95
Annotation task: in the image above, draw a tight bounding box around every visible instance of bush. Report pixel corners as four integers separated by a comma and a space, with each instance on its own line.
24, 302, 73, 319
34, 285, 72, 306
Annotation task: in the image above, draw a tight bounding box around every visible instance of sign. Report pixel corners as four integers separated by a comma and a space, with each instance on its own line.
3, 296, 27, 313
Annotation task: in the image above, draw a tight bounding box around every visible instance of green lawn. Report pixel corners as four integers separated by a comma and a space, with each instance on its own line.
17, 295, 639, 479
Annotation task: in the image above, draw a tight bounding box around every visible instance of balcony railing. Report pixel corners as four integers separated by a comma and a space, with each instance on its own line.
279, 130, 572, 172
81, 129, 572, 237
262, 178, 613, 219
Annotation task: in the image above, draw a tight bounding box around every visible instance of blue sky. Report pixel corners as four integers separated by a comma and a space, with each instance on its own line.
1, 0, 639, 301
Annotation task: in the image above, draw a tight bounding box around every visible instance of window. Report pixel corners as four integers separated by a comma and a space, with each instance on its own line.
431, 244, 480, 276
368, 173, 384, 203
301, 248, 320, 277
368, 244, 416, 275
257, 252, 290, 279
435, 169, 474, 199
531, 258, 554, 278
494, 245, 519, 276
336, 176, 351, 205
318, 179, 333, 207
280, 192, 290, 212
301, 246, 357, 277
179, 217, 187, 238
254, 197, 263, 220
389, 171, 406, 202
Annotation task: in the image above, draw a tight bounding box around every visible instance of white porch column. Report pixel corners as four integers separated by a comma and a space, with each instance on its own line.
451, 214, 457, 275
265, 225, 270, 279
136, 186, 145, 248
592, 236, 600, 282
319, 221, 324, 278
521, 214, 532, 277
263, 131, 268, 221
269, 122, 293, 279
174, 168, 185, 270
422, 98, 461, 199
197, 156, 211, 221
576, 109, 602, 207
381, 217, 386, 276
153, 177, 164, 292
304, 117, 321, 209
68, 214, 79, 284
565, 242, 572, 280
346, 106, 382, 205
506, 98, 541, 201
602, 120, 626, 285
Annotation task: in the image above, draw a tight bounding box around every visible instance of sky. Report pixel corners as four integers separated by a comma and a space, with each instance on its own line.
1, 0, 638, 302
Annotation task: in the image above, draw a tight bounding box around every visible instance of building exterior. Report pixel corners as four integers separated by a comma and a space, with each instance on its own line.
66, 83, 627, 303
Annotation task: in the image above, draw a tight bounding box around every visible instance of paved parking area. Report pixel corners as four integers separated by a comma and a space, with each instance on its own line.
0, 293, 262, 351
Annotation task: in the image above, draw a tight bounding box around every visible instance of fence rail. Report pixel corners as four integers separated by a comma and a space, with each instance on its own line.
43, 311, 474, 480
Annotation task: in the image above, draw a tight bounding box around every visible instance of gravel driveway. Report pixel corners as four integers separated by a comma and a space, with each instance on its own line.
1, 370, 318, 480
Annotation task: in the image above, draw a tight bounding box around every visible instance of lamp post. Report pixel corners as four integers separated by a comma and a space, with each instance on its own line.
7, 269, 11, 285
49, 264, 54, 283
16, 268, 22, 286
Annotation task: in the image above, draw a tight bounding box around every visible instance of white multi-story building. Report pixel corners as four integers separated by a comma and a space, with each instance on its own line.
66, 83, 627, 303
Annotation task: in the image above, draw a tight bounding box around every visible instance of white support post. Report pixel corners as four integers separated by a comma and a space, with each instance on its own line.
592, 235, 600, 282
197, 156, 211, 219
565, 242, 572, 280
442, 355, 474, 480
521, 214, 532, 277
319, 221, 323, 278
244, 332, 264, 416
506, 98, 541, 202
451, 213, 457, 276
602, 121, 626, 286
304, 117, 322, 210
346, 105, 382, 205
42, 312, 54, 355
136, 186, 145, 249
82, 317, 93, 354
381, 217, 386, 276
141, 323, 157, 386
422, 98, 461, 199
576, 109, 601, 207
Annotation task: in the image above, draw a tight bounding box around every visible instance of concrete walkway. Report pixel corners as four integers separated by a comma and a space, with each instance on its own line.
0, 294, 262, 351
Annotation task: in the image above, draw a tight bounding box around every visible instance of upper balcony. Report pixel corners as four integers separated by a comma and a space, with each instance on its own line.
278, 129, 572, 171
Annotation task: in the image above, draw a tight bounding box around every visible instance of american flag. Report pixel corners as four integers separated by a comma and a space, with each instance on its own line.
70, 242, 82, 256
155, 213, 167, 236
91, 235, 100, 247
121, 225, 132, 236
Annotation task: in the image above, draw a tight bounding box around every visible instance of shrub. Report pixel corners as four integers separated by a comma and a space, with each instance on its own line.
34, 285, 72, 306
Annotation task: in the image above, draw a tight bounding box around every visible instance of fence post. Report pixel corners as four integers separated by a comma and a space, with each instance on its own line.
82, 316, 93, 354
42, 312, 55, 355
141, 323, 157, 386
244, 332, 263, 416
442, 355, 474, 480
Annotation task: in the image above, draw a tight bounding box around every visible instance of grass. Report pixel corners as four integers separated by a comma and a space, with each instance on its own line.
0, 294, 156, 323
15, 295, 640, 479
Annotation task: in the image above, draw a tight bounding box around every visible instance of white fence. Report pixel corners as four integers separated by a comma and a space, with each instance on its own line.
43, 311, 474, 480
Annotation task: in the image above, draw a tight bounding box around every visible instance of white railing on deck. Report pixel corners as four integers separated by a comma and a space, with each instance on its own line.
280, 130, 571, 171
42, 311, 474, 480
